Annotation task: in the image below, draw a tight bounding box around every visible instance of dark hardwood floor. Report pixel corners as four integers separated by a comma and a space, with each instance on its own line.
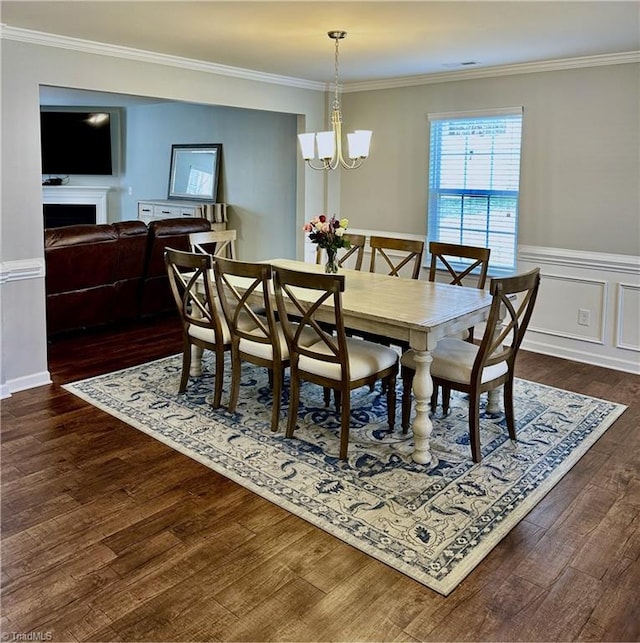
2, 316, 639, 642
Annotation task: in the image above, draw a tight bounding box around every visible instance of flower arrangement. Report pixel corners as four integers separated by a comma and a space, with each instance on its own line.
303, 214, 351, 273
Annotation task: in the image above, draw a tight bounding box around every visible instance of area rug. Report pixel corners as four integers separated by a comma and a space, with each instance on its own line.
64, 354, 626, 596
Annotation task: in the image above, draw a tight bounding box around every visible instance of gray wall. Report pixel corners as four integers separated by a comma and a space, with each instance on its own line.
124, 102, 298, 260
341, 64, 640, 257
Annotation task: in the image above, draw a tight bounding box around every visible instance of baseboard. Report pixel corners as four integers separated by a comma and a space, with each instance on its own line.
521, 337, 640, 375
2, 371, 53, 398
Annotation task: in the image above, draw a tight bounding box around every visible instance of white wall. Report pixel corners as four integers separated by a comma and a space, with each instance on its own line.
0, 36, 328, 395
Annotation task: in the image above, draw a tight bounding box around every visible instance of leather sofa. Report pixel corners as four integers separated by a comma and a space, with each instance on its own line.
44, 217, 211, 336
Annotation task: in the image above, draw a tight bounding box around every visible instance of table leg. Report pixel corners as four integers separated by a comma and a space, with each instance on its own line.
486, 388, 502, 415
410, 349, 434, 465
190, 345, 203, 377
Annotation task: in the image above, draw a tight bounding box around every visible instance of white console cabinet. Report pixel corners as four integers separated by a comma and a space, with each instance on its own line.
137, 199, 227, 230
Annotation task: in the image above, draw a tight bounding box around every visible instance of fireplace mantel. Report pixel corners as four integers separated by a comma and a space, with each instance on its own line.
42, 186, 110, 224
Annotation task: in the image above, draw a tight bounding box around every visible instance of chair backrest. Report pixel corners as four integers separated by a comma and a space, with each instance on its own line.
213, 257, 278, 354
315, 233, 366, 271
164, 247, 224, 338
368, 236, 425, 279
189, 229, 237, 259
428, 241, 491, 289
273, 267, 350, 378
473, 268, 541, 381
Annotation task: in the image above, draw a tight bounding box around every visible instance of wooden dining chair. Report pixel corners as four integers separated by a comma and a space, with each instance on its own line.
213, 257, 316, 432
189, 229, 237, 259
315, 233, 366, 271
401, 242, 492, 431
164, 247, 230, 408
273, 265, 399, 460
401, 268, 541, 462
368, 235, 425, 279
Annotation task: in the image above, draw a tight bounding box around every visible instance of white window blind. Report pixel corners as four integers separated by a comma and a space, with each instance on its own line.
427, 107, 523, 274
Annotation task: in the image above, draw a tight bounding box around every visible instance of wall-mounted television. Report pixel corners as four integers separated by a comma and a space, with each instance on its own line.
40, 109, 114, 176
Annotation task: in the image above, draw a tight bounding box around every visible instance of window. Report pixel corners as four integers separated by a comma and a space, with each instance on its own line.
427, 107, 523, 274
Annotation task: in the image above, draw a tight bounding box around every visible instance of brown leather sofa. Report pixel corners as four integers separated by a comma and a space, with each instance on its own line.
44, 217, 211, 336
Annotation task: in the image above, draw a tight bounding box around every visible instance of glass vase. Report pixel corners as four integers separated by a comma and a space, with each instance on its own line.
325, 248, 339, 274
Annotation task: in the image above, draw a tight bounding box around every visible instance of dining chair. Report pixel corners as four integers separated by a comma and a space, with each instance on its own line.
368, 235, 425, 279
189, 229, 237, 259
273, 265, 399, 460
315, 233, 366, 271
401, 242, 492, 430
213, 257, 316, 432
400, 268, 541, 462
164, 247, 230, 408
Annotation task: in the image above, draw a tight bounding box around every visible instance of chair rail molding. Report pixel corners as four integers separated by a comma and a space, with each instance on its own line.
0, 258, 45, 284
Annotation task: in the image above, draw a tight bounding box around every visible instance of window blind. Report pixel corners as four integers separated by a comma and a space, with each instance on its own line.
427, 107, 523, 273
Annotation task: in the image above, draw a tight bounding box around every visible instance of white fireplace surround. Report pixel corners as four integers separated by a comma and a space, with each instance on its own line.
42, 185, 110, 224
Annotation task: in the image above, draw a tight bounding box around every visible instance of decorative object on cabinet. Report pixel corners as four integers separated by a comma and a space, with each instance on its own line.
137, 199, 227, 229
167, 143, 222, 202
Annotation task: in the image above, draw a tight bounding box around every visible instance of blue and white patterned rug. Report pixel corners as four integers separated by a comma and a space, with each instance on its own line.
64, 354, 626, 595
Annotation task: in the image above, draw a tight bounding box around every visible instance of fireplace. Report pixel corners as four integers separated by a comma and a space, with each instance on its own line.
43, 204, 97, 228
42, 186, 109, 228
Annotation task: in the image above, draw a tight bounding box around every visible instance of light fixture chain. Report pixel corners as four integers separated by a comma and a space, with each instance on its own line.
333, 35, 341, 111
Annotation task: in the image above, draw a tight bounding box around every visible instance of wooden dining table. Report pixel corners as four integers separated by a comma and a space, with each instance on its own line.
194, 258, 494, 465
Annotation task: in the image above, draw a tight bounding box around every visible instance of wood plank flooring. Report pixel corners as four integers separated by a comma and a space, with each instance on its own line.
2, 316, 639, 642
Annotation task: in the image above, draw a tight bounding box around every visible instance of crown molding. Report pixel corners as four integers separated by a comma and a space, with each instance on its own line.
0, 25, 325, 91
344, 51, 640, 92
1, 24, 638, 93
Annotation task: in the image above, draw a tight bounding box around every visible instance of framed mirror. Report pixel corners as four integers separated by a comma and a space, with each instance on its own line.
167, 143, 222, 201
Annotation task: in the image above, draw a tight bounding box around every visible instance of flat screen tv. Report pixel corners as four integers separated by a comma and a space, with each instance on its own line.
40, 110, 113, 176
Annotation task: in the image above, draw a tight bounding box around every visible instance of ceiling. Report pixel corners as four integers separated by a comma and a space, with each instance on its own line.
1, 1, 638, 85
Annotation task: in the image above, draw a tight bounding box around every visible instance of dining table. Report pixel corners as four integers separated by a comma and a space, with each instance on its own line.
193, 258, 494, 465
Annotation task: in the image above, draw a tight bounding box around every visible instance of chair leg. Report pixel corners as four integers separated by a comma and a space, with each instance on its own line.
179, 337, 192, 393
503, 376, 516, 440
212, 347, 226, 409
227, 349, 240, 412
334, 389, 342, 412
401, 365, 414, 433
270, 365, 283, 432
386, 373, 396, 432
339, 388, 351, 460
468, 389, 482, 463
442, 386, 452, 415
286, 375, 300, 438
430, 385, 439, 413
323, 387, 331, 407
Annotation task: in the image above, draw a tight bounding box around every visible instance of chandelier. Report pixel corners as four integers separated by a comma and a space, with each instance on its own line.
298, 31, 372, 170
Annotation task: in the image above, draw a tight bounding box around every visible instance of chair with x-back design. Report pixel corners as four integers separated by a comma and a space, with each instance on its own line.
189, 229, 237, 260
273, 265, 399, 460
164, 247, 230, 408
402, 268, 541, 462
368, 235, 424, 279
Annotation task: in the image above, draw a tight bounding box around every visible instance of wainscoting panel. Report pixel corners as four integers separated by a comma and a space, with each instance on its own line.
528, 273, 607, 344
616, 283, 640, 352
519, 246, 639, 374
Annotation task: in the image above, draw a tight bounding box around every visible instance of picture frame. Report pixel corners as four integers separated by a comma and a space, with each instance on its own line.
167, 143, 222, 202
